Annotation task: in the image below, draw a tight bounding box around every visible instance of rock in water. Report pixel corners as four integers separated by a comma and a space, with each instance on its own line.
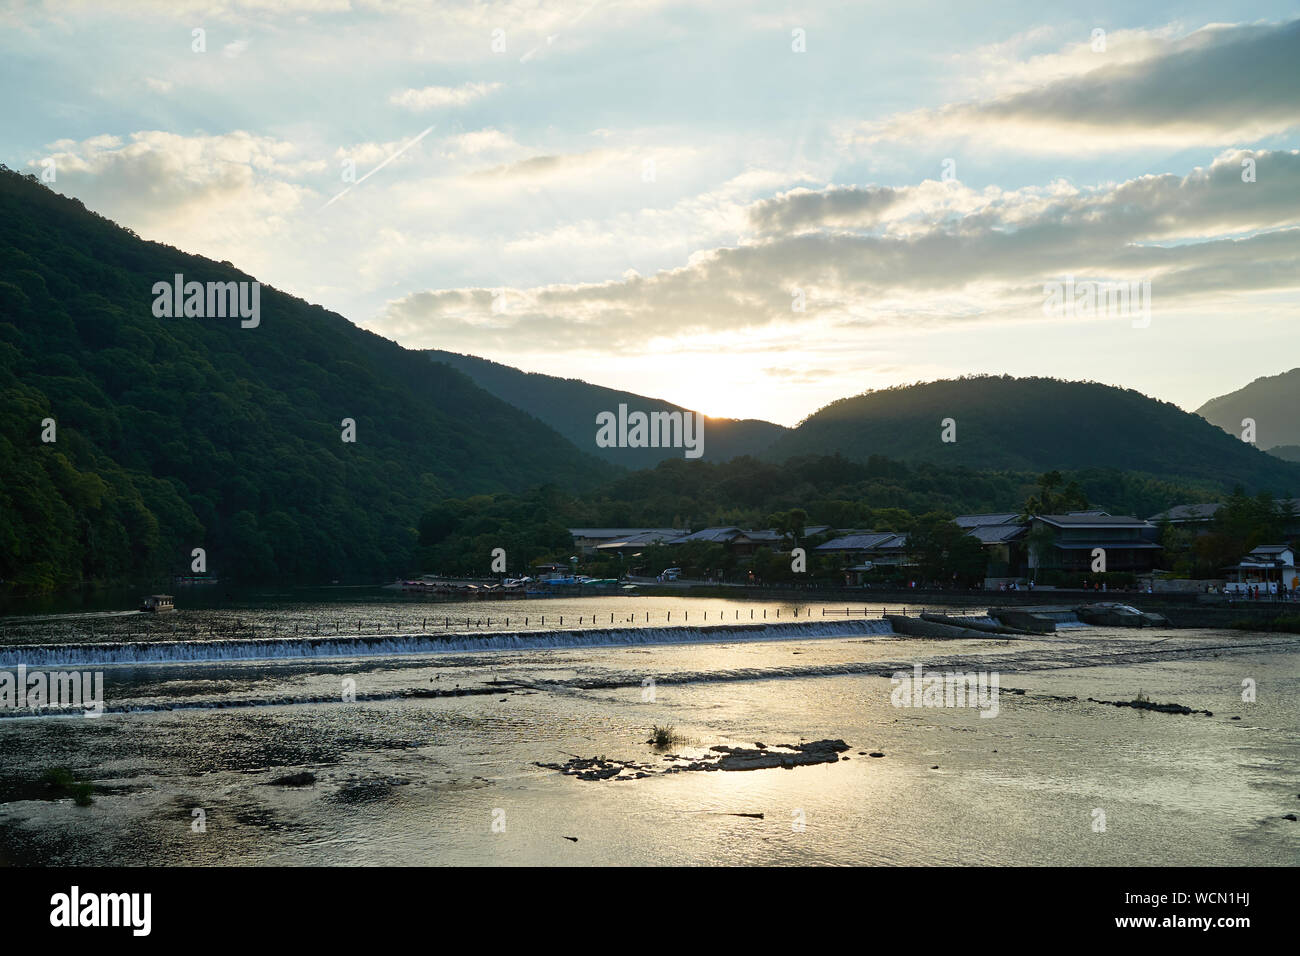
268, 771, 316, 787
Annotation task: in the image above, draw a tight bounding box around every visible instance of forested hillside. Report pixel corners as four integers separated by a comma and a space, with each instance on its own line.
0, 168, 611, 593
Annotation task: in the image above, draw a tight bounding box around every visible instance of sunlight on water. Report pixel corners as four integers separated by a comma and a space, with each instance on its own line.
1, 595, 1296, 866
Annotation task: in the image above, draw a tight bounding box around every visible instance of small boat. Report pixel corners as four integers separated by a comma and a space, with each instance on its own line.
139, 594, 176, 613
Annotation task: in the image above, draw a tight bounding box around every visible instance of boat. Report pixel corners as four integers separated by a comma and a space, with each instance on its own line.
139, 594, 176, 613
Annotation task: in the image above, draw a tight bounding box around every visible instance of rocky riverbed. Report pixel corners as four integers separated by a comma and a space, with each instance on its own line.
536, 739, 853, 780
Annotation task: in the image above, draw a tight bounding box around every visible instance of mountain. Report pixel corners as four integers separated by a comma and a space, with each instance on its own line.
0, 167, 612, 593
765, 375, 1300, 494
1267, 445, 1300, 463
1196, 368, 1300, 451
425, 350, 788, 468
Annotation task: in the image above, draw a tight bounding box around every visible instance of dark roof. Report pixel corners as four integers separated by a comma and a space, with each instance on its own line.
1034, 514, 1149, 529
953, 512, 1020, 528
570, 527, 680, 539
1052, 542, 1163, 550
595, 531, 688, 549
1146, 503, 1222, 523
680, 527, 744, 543
1148, 498, 1300, 523
966, 524, 1027, 544
1250, 544, 1293, 555
816, 532, 907, 552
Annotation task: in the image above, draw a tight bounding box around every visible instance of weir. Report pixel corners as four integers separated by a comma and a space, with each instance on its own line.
0, 618, 898, 668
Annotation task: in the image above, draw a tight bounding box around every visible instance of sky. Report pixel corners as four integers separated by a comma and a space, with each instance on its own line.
4, 0, 1300, 426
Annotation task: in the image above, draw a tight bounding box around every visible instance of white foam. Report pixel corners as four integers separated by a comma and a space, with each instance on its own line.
0, 618, 897, 667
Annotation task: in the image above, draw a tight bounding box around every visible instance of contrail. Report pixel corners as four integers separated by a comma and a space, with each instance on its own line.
520, 0, 603, 62
321, 124, 436, 209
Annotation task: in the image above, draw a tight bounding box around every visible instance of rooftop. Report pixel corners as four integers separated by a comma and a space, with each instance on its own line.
953, 513, 1021, 528
1146, 503, 1222, 523
1033, 514, 1149, 528
966, 524, 1027, 544
679, 527, 745, 543
1147, 498, 1300, 523
816, 532, 908, 552
595, 531, 688, 549
570, 528, 680, 540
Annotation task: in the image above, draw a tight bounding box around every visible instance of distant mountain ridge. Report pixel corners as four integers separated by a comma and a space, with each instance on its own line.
1196, 367, 1300, 452
765, 375, 1300, 493
419, 355, 1300, 496
425, 350, 789, 468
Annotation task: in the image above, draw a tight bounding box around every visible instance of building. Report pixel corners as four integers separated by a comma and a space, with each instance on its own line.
1026, 513, 1161, 574
1146, 503, 1223, 526
816, 532, 909, 565
949, 514, 1028, 580
593, 530, 689, 556
1222, 545, 1298, 595
953, 513, 1020, 529
676, 527, 788, 556
569, 528, 680, 556
677, 527, 745, 544
1147, 498, 1300, 530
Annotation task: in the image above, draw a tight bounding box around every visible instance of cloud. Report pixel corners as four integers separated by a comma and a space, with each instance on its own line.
29, 130, 317, 262
749, 180, 992, 234
389, 81, 502, 110
378, 150, 1300, 354
753, 149, 1300, 239
468, 149, 616, 181
863, 19, 1300, 151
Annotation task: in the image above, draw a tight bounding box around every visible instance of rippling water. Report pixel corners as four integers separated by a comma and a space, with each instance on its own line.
1, 595, 1296, 866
